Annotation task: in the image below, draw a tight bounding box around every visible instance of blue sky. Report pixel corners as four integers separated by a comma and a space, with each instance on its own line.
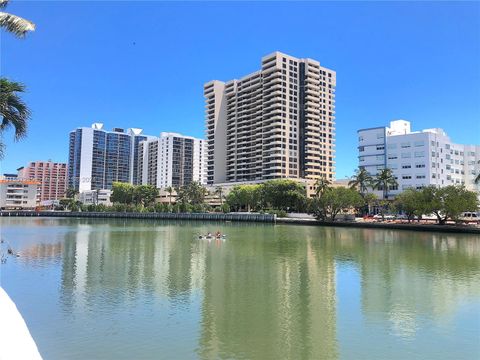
2, 1, 479, 178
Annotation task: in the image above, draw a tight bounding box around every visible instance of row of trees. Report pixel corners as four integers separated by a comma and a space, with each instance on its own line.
110, 182, 158, 207
394, 185, 478, 224
225, 180, 307, 214
348, 168, 398, 199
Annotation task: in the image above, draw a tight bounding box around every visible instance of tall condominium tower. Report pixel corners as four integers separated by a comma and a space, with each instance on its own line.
357, 120, 480, 199
138, 132, 207, 188
204, 51, 336, 185
68, 123, 152, 191
17, 160, 68, 201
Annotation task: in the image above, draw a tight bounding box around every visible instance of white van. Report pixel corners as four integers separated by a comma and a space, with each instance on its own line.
460, 212, 480, 223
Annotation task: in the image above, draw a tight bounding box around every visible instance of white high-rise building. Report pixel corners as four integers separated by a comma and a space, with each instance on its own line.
204, 51, 336, 185
138, 132, 207, 188
68, 123, 153, 191
357, 120, 480, 199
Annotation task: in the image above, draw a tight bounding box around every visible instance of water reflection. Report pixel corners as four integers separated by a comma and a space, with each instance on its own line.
2, 218, 479, 359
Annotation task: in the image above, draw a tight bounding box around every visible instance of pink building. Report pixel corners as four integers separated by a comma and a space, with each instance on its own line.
17, 161, 68, 202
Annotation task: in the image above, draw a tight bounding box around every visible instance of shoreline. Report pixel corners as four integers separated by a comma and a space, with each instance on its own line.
1, 211, 479, 235
276, 217, 480, 235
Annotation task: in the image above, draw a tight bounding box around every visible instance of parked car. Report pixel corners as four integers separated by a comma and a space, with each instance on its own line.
373, 214, 395, 220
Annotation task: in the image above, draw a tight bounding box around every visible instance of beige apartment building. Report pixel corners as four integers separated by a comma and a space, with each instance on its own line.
204, 51, 336, 186
17, 160, 68, 202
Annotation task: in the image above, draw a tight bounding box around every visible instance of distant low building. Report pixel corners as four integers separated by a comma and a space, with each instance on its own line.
79, 189, 112, 206
0, 177, 39, 210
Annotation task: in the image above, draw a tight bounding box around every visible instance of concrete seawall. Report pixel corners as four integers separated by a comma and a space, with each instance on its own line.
0, 211, 276, 223
1, 211, 479, 234
277, 217, 480, 235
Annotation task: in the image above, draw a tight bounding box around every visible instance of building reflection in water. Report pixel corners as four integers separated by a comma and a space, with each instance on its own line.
197, 225, 338, 360
333, 228, 480, 338
42, 219, 479, 358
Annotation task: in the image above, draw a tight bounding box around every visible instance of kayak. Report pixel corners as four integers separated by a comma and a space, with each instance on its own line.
199, 235, 226, 240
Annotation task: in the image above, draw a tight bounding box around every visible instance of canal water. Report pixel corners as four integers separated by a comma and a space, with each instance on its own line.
1, 218, 479, 360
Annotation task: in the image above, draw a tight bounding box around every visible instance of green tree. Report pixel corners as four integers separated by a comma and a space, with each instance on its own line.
314, 176, 331, 197
176, 181, 207, 206
59, 198, 74, 211
422, 185, 478, 224
65, 187, 78, 199
348, 168, 373, 196
310, 187, 363, 221
393, 188, 422, 223
363, 192, 378, 216
0, 78, 31, 159
134, 185, 158, 207
226, 184, 260, 212
261, 179, 306, 212
371, 168, 398, 200
110, 182, 135, 205
215, 186, 224, 205
0, 1, 35, 158
165, 186, 175, 204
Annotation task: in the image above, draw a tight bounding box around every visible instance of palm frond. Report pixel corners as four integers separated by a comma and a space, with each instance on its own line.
0, 78, 30, 140
0, 12, 35, 37
0, 1, 8, 10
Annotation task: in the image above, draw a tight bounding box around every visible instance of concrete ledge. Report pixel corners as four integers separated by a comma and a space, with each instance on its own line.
276, 217, 480, 234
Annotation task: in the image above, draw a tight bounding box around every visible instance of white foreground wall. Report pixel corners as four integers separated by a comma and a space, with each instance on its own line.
0, 287, 42, 359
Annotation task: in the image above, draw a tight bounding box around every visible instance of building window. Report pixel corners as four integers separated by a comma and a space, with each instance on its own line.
401, 153, 411, 159
414, 152, 424, 158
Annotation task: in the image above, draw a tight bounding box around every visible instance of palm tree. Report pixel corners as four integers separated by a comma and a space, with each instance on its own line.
0, 78, 31, 158
348, 168, 373, 196
65, 187, 78, 199
371, 168, 398, 200
215, 186, 224, 205
314, 176, 331, 197
165, 186, 174, 204
0, 2, 34, 158
0, 0, 35, 38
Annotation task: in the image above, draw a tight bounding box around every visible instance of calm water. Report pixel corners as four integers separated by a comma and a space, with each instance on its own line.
1, 218, 479, 360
